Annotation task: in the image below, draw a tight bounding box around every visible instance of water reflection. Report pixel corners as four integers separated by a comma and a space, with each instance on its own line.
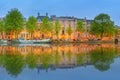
0, 51, 25, 76
0, 43, 119, 77
90, 47, 116, 71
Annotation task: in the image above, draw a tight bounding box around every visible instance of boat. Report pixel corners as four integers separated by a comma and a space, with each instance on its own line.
0, 39, 8, 44
13, 43, 51, 47
18, 39, 33, 44
33, 39, 51, 43
13, 38, 51, 44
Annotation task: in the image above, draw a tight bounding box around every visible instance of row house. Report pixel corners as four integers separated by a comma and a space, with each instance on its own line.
0, 13, 93, 40
34, 12, 93, 40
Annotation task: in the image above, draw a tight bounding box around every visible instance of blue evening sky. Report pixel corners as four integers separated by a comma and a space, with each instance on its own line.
0, 0, 120, 25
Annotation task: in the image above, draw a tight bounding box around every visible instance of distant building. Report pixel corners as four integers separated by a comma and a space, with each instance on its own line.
37, 12, 49, 22
0, 13, 93, 40
36, 12, 93, 40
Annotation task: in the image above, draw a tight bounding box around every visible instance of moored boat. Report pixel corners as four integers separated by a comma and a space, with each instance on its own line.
0, 39, 8, 44
14, 38, 51, 44
33, 39, 51, 43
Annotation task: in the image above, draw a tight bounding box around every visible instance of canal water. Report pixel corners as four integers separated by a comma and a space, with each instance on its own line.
0, 43, 120, 80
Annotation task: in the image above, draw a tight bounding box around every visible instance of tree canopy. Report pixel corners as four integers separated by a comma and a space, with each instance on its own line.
90, 47, 115, 71
66, 24, 73, 40
90, 13, 115, 38
76, 20, 85, 32
66, 24, 73, 36
3, 53, 25, 76
26, 16, 37, 33
0, 20, 5, 33
53, 20, 61, 39
5, 8, 24, 34
26, 53, 37, 69
40, 16, 53, 34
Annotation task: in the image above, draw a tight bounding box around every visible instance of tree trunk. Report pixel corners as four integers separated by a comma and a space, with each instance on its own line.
100, 32, 103, 40
30, 33, 32, 39
50, 33, 53, 40
68, 35, 71, 42
78, 33, 80, 41
57, 34, 58, 41
15, 32, 19, 39
42, 34, 44, 39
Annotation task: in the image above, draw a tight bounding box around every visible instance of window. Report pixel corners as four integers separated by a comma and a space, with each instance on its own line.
62, 27, 65, 35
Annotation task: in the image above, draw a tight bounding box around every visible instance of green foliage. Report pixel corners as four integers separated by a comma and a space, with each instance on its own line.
90, 47, 116, 71
40, 52, 53, 70
40, 16, 53, 34
53, 20, 61, 39
76, 53, 86, 65
0, 45, 119, 76
54, 50, 61, 65
114, 28, 119, 37
26, 16, 37, 33
66, 50, 73, 62
90, 13, 115, 38
5, 8, 24, 34
3, 52, 25, 76
0, 20, 5, 32
26, 53, 37, 69
0, 54, 4, 65
66, 24, 73, 36
76, 20, 85, 32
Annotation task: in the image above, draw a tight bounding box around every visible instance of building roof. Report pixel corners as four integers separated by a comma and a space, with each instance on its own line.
36, 13, 93, 23
36, 12, 50, 22
36, 16, 46, 22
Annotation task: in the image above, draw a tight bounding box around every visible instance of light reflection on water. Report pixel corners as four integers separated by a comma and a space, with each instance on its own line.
0, 43, 120, 80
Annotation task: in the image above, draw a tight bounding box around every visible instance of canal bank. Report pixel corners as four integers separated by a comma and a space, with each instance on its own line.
0, 38, 119, 45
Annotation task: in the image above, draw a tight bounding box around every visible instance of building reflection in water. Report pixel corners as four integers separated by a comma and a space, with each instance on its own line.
0, 43, 119, 76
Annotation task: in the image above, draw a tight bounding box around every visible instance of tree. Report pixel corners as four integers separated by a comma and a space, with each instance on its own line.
40, 52, 53, 71
0, 20, 5, 39
76, 53, 85, 65
40, 16, 53, 39
5, 8, 24, 40
3, 52, 25, 76
90, 47, 115, 71
53, 20, 61, 40
66, 50, 72, 61
26, 16, 37, 39
76, 20, 85, 40
54, 50, 61, 65
66, 24, 73, 41
114, 27, 120, 38
90, 13, 115, 39
26, 53, 37, 69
